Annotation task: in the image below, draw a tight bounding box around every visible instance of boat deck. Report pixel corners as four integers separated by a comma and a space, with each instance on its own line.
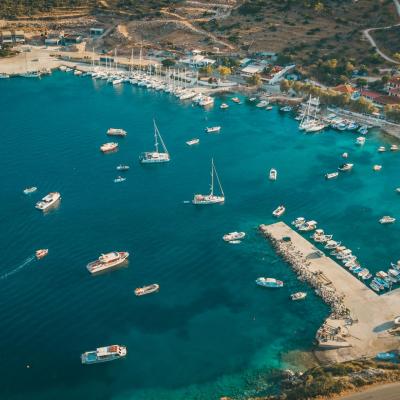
260, 222, 400, 364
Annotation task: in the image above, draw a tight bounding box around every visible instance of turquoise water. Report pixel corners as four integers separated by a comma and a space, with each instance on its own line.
1, 73, 399, 400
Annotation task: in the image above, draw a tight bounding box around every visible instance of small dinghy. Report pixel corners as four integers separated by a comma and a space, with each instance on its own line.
114, 176, 126, 183
272, 205, 285, 217
269, 168, 277, 181
23, 187, 37, 195
290, 292, 307, 301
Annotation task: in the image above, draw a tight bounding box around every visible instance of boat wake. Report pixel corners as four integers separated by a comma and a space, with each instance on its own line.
0, 255, 35, 280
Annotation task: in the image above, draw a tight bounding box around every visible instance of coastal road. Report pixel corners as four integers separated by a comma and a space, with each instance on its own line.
339, 382, 400, 400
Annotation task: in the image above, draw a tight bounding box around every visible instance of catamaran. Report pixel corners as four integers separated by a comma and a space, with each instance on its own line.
192, 159, 225, 205
140, 120, 170, 163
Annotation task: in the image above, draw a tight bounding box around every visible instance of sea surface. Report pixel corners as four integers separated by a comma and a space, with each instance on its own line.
1, 73, 400, 400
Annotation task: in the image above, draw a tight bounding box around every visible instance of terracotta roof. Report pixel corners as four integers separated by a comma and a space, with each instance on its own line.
360, 90, 382, 99
376, 95, 400, 105
389, 87, 400, 96
389, 75, 400, 84
333, 84, 356, 94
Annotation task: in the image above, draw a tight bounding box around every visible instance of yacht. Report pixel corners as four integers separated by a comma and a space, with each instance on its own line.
272, 205, 285, 217
379, 216, 396, 224
373, 165, 382, 171
325, 172, 339, 180
390, 144, 399, 151
81, 345, 127, 364
290, 292, 307, 301
23, 186, 37, 195
135, 284, 160, 296
223, 232, 245, 242
140, 120, 170, 163
186, 138, 200, 146
86, 251, 129, 274
100, 142, 119, 153
112, 78, 124, 85
356, 137, 366, 145
107, 128, 127, 137
338, 163, 353, 172
205, 126, 221, 134
256, 277, 284, 288
116, 165, 130, 171
35, 192, 61, 211
114, 176, 126, 183
325, 240, 341, 250
269, 168, 277, 181
292, 217, 306, 227
378, 146, 386, 153
192, 158, 225, 205
35, 249, 48, 259
220, 103, 229, 109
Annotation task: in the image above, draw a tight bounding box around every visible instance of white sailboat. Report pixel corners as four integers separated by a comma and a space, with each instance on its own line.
140, 120, 170, 163
192, 158, 225, 205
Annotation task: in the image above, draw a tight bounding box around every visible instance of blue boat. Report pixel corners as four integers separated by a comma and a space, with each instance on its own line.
376, 352, 397, 361
255, 277, 284, 288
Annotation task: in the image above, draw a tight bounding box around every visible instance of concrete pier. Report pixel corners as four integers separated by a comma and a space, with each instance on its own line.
260, 222, 400, 364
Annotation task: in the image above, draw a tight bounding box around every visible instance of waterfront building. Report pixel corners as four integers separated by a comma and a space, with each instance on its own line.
1, 30, 13, 44
13, 30, 25, 44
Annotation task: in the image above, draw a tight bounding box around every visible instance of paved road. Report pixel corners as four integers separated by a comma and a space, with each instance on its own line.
339, 382, 400, 400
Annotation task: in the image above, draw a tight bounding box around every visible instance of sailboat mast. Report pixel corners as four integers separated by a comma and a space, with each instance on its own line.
153, 119, 159, 153
213, 159, 224, 197
210, 159, 214, 195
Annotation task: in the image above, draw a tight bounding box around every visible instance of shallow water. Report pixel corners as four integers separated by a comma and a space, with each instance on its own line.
1, 73, 399, 400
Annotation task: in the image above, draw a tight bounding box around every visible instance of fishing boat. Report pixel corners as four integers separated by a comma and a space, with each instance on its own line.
325, 172, 339, 180
379, 216, 396, 224
220, 103, 229, 109
114, 176, 126, 183
390, 144, 399, 151
269, 168, 277, 181
223, 232, 246, 242
140, 120, 170, 163
192, 158, 225, 205
256, 277, 284, 288
299, 220, 317, 231
81, 345, 127, 364
256, 100, 269, 108
23, 186, 37, 195
378, 146, 386, 153
107, 128, 127, 137
87, 251, 129, 274
232, 97, 241, 103
135, 284, 160, 296
280, 105, 292, 112
116, 165, 130, 171
35, 192, 61, 211
186, 138, 200, 146
290, 292, 307, 301
325, 240, 341, 250
292, 217, 305, 227
272, 205, 286, 217
338, 163, 353, 172
205, 126, 221, 134
373, 165, 382, 171
35, 249, 48, 259
356, 137, 366, 145
100, 142, 119, 153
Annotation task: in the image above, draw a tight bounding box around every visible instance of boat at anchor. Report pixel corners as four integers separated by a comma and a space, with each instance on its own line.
223, 232, 245, 242
135, 284, 160, 296
35, 192, 61, 211
86, 251, 129, 274
140, 120, 170, 163
256, 277, 284, 288
81, 345, 127, 364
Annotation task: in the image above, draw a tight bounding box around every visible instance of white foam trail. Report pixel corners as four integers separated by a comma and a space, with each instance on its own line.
0, 256, 35, 280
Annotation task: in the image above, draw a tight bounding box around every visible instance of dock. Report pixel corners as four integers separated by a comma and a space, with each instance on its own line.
259, 222, 400, 364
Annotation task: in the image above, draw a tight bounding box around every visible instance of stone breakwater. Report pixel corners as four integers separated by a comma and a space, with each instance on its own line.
259, 222, 400, 364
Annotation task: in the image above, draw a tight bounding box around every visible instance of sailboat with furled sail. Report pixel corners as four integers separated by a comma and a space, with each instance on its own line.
192, 158, 225, 205
140, 119, 170, 163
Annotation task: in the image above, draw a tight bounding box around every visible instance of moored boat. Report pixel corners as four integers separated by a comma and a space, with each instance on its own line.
135, 284, 160, 296
35, 192, 61, 211
205, 126, 221, 134
338, 163, 353, 172
272, 205, 285, 217
373, 165, 382, 171
116, 164, 130, 171
81, 345, 127, 364
140, 120, 170, 163
290, 292, 307, 301
114, 176, 126, 183
220, 103, 229, 109
325, 172, 339, 180
356, 137, 366, 145
379, 216, 396, 224
298, 220, 317, 231
231, 97, 241, 103
223, 232, 245, 242
269, 168, 277, 181
256, 277, 284, 288
107, 128, 127, 137
378, 146, 386, 153
87, 251, 129, 274
280, 105, 292, 112
23, 186, 37, 195
186, 138, 200, 146
100, 142, 118, 153
390, 144, 399, 151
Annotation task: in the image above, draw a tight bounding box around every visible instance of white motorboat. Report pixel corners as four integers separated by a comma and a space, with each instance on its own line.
135, 284, 160, 296
269, 168, 277, 181
280, 105, 292, 112
373, 165, 382, 171
35, 192, 61, 211
379, 216, 396, 224
140, 120, 170, 163
272, 205, 286, 218
220, 103, 229, 109
23, 186, 37, 195
325, 240, 341, 250
342, 152, 349, 158
74, 70, 83, 76
205, 126, 221, 134
292, 217, 306, 228
231, 97, 241, 104
36, 249, 48, 259
265, 106, 273, 111
256, 100, 269, 108
180, 91, 196, 100
223, 232, 246, 242
390, 144, 399, 151
325, 172, 339, 180
116, 164, 130, 171
112, 78, 124, 85
356, 137, 366, 145
107, 128, 127, 137
186, 138, 200, 146
87, 251, 129, 274
290, 292, 307, 301
192, 158, 225, 205
114, 176, 126, 183
299, 220, 317, 231
199, 96, 214, 107
378, 146, 386, 153
81, 345, 127, 364
338, 163, 353, 172
100, 142, 118, 153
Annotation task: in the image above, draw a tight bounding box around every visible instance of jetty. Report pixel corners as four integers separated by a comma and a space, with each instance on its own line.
259, 222, 400, 364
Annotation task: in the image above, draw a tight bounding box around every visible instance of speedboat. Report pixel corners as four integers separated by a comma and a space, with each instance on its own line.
223, 232, 246, 242
186, 138, 200, 146
112, 78, 124, 85
378, 146, 386, 153
379, 216, 395, 224
205, 126, 221, 134
256, 277, 284, 288
100, 142, 118, 153
114, 176, 126, 183
338, 163, 353, 172
325, 172, 339, 180
373, 165, 382, 171
292, 217, 305, 227
231, 97, 241, 103
256, 100, 269, 108
290, 292, 307, 301
299, 220, 317, 231
87, 251, 129, 274
220, 103, 229, 109
107, 128, 127, 137
390, 144, 399, 151
135, 284, 160, 296
81, 345, 127, 364
272, 205, 286, 217
356, 137, 366, 145
36, 249, 48, 259
269, 168, 277, 181
23, 186, 37, 195
116, 165, 130, 171
35, 192, 61, 211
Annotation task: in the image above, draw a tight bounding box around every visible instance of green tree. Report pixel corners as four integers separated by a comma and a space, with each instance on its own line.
356, 78, 368, 88
161, 58, 175, 68
246, 73, 262, 86
199, 64, 213, 76
280, 79, 292, 92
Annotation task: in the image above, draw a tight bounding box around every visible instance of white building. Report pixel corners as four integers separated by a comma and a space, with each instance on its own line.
180, 54, 216, 68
